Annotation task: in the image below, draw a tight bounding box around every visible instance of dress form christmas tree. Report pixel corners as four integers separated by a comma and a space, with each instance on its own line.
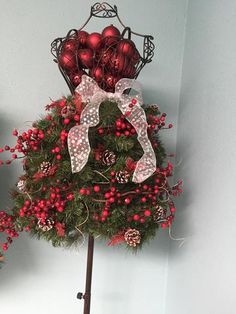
0, 3, 182, 313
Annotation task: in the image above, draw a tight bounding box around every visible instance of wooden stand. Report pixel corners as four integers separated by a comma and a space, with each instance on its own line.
77, 235, 94, 314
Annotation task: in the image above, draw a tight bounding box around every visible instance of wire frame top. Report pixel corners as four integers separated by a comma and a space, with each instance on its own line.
51, 2, 155, 94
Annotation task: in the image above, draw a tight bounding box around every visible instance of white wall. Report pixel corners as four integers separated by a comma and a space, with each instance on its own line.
166, 1, 236, 314
0, 1, 187, 313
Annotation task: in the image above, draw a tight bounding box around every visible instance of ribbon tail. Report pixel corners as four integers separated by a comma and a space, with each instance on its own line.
67, 125, 90, 173
132, 152, 156, 183
118, 100, 156, 183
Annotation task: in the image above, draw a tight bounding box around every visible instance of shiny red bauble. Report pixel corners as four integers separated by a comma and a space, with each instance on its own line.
59, 51, 76, 71
102, 25, 120, 38
132, 49, 141, 65
102, 25, 121, 46
117, 39, 136, 58
105, 73, 120, 90
96, 48, 113, 65
69, 71, 85, 86
123, 64, 136, 78
62, 38, 78, 53
77, 30, 89, 46
87, 32, 103, 50
77, 49, 94, 68
89, 67, 104, 82
109, 53, 129, 73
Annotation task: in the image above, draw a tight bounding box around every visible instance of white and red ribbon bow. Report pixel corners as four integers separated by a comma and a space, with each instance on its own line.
68, 75, 156, 183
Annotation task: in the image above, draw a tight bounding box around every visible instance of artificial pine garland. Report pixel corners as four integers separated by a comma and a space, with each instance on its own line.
0, 94, 182, 264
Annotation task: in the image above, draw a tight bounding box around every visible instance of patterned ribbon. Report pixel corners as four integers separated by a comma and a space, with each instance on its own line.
68, 75, 156, 183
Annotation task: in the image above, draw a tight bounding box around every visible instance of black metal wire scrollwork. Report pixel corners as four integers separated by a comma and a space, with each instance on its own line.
51, 2, 155, 94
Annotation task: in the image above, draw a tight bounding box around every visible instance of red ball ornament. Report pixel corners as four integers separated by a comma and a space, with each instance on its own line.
59, 51, 76, 71
123, 64, 136, 78
87, 32, 103, 51
109, 53, 129, 73
89, 67, 104, 82
77, 49, 94, 68
117, 39, 136, 58
105, 73, 120, 91
102, 25, 120, 38
131, 48, 141, 65
62, 38, 78, 53
96, 48, 113, 65
77, 30, 89, 46
102, 25, 121, 46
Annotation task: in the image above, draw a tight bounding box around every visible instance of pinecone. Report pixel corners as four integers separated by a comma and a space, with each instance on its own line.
115, 170, 130, 184
37, 218, 54, 232
61, 104, 76, 118
17, 179, 26, 192
149, 104, 159, 111
40, 161, 52, 175
153, 205, 167, 223
124, 228, 141, 247
101, 150, 116, 166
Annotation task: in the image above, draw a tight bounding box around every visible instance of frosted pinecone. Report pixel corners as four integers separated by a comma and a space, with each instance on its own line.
40, 161, 52, 175
153, 205, 167, 223
37, 218, 54, 232
115, 170, 130, 184
101, 150, 116, 166
124, 228, 141, 247
17, 179, 26, 192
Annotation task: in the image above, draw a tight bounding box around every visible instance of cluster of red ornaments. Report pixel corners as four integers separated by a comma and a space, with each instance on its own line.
58, 25, 140, 91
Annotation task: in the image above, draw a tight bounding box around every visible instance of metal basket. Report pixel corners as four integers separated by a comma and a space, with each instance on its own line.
51, 2, 155, 94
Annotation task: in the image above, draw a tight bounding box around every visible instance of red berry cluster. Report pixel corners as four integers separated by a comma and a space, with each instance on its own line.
0, 211, 19, 252
114, 116, 136, 137
148, 112, 173, 132
0, 128, 44, 166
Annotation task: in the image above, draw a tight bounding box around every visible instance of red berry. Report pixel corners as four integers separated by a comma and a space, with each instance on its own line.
133, 214, 140, 221
141, 197, 147, 203
67, 193, 74, 201
140, 218, 146, 224
56, 154, 61, 160
57, 206, 64, 212
98, 128, 104, 135
63, 118, 70, 125
12, 129, 18, 136
74, 114, 80, 122
109, 197, 115, 203
79, 188, 86, 195
105, 192, 111, 199
124, 198, 131, 205
93, 185, 100, 193
102, 210, 109, 217
144, 210, 151, 217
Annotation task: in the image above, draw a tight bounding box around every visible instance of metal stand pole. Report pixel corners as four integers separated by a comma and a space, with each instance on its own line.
77, 235, 94, 314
